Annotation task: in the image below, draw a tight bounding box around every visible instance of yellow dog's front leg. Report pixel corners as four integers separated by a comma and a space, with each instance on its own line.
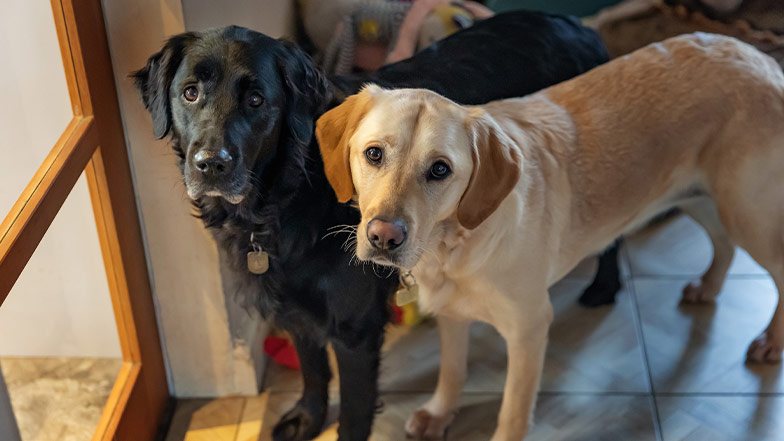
491, 296, 552, 441
405, 315, 470, 439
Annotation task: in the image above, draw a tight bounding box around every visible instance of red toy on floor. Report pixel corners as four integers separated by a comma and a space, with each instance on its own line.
264, 302, 425, 370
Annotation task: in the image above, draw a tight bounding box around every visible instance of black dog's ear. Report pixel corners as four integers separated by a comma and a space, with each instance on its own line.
275, 40, 330, 146
132, 33, 196, 139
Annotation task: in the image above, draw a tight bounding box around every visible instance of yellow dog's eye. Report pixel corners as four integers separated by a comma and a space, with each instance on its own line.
428, 161, 451, 181
365, 146, 383, 165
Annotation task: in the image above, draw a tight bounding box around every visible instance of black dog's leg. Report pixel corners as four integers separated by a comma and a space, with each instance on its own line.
579, 239, 623, 307
273, 334, 331, 441
332, 334, 383, 441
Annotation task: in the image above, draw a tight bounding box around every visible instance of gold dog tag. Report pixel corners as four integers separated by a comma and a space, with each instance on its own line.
248, 232, 269, 275
247, 250, 269, 274
395, 271, 419, 306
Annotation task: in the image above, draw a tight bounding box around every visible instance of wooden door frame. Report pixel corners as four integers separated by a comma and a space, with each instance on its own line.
0, 1, 169, 439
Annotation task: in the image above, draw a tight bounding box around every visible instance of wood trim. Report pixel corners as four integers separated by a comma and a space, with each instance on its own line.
50, 0, 82, 116
1, 0, 171, 438
55, 0, 171, 439
0, 116, 98, 301
85, 149, 142, 364
91, 362, 140, 441
51, 0, 91, 116
0, 117, 80, 241
0, 0, 106, 301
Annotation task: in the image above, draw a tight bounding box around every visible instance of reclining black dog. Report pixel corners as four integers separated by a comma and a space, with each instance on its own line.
134, 11, 611, 441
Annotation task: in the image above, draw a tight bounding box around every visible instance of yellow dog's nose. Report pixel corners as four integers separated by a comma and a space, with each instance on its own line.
366, 218, 407, 250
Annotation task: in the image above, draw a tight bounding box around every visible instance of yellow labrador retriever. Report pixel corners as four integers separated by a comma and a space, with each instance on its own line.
315, 33, 784, 440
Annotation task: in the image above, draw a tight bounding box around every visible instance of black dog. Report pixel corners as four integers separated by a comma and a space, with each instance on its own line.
134, 11, 612, 441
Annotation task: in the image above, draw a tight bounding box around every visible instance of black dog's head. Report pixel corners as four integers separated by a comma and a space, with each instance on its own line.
133, 26, 330, 204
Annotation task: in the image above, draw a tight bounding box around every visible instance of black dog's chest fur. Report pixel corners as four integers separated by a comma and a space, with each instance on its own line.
199, 143, 397, 342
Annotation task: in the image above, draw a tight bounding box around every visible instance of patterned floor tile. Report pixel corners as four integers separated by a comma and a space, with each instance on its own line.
657, 395, 784, 441
634, 278, 783, 393
260, 392, 657, 441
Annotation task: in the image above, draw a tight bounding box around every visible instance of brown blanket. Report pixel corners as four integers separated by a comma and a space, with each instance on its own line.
588, 0, 784, 68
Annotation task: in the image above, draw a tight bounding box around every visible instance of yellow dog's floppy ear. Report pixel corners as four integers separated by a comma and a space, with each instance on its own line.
316, 88, 376, 203
458, 110, 522, 229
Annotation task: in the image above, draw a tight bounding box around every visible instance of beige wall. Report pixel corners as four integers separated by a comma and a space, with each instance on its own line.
102, 0, 294, 397
0, 1, 120, 359
183, 0, 294, 33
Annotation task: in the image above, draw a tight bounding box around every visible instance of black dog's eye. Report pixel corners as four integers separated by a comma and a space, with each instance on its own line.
365, 147, 383, 165
183, 86, 198, 102
248, 92, 264, 108
428, 161, 451, 180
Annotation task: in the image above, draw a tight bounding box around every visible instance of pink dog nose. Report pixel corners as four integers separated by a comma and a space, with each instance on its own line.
366, 218, 407, 251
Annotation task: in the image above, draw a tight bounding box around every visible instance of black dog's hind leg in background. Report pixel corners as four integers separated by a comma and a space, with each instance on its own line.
333, 333, 384, 441
579, 239, 623, 307
273, 334, 331, 441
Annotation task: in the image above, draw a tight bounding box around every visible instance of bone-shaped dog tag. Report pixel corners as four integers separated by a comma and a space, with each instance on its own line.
247, 249, 269, 274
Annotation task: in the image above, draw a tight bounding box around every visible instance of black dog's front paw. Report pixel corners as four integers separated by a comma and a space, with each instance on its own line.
272, 401, 327, 441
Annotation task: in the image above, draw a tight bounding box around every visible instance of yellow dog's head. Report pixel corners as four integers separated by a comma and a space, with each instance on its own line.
316, 85, 521, 269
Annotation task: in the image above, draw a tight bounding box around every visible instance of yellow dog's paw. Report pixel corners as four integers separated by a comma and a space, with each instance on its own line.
405, 408, 455, 440
747, 331, 783, 364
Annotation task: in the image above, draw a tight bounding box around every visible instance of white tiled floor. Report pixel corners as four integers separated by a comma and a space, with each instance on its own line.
635, 278, 783, 394
170, 213, 784, 440
657, 396, 784, 441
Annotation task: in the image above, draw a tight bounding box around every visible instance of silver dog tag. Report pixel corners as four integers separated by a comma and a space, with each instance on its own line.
395, 271, 419, 306
247, 249, 269, 274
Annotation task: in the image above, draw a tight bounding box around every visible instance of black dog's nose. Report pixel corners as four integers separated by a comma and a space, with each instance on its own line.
367, 218, 407, 251
193, 149, 232, 176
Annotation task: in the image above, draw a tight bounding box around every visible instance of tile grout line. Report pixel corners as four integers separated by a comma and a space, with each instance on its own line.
624, 244, 665, 441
